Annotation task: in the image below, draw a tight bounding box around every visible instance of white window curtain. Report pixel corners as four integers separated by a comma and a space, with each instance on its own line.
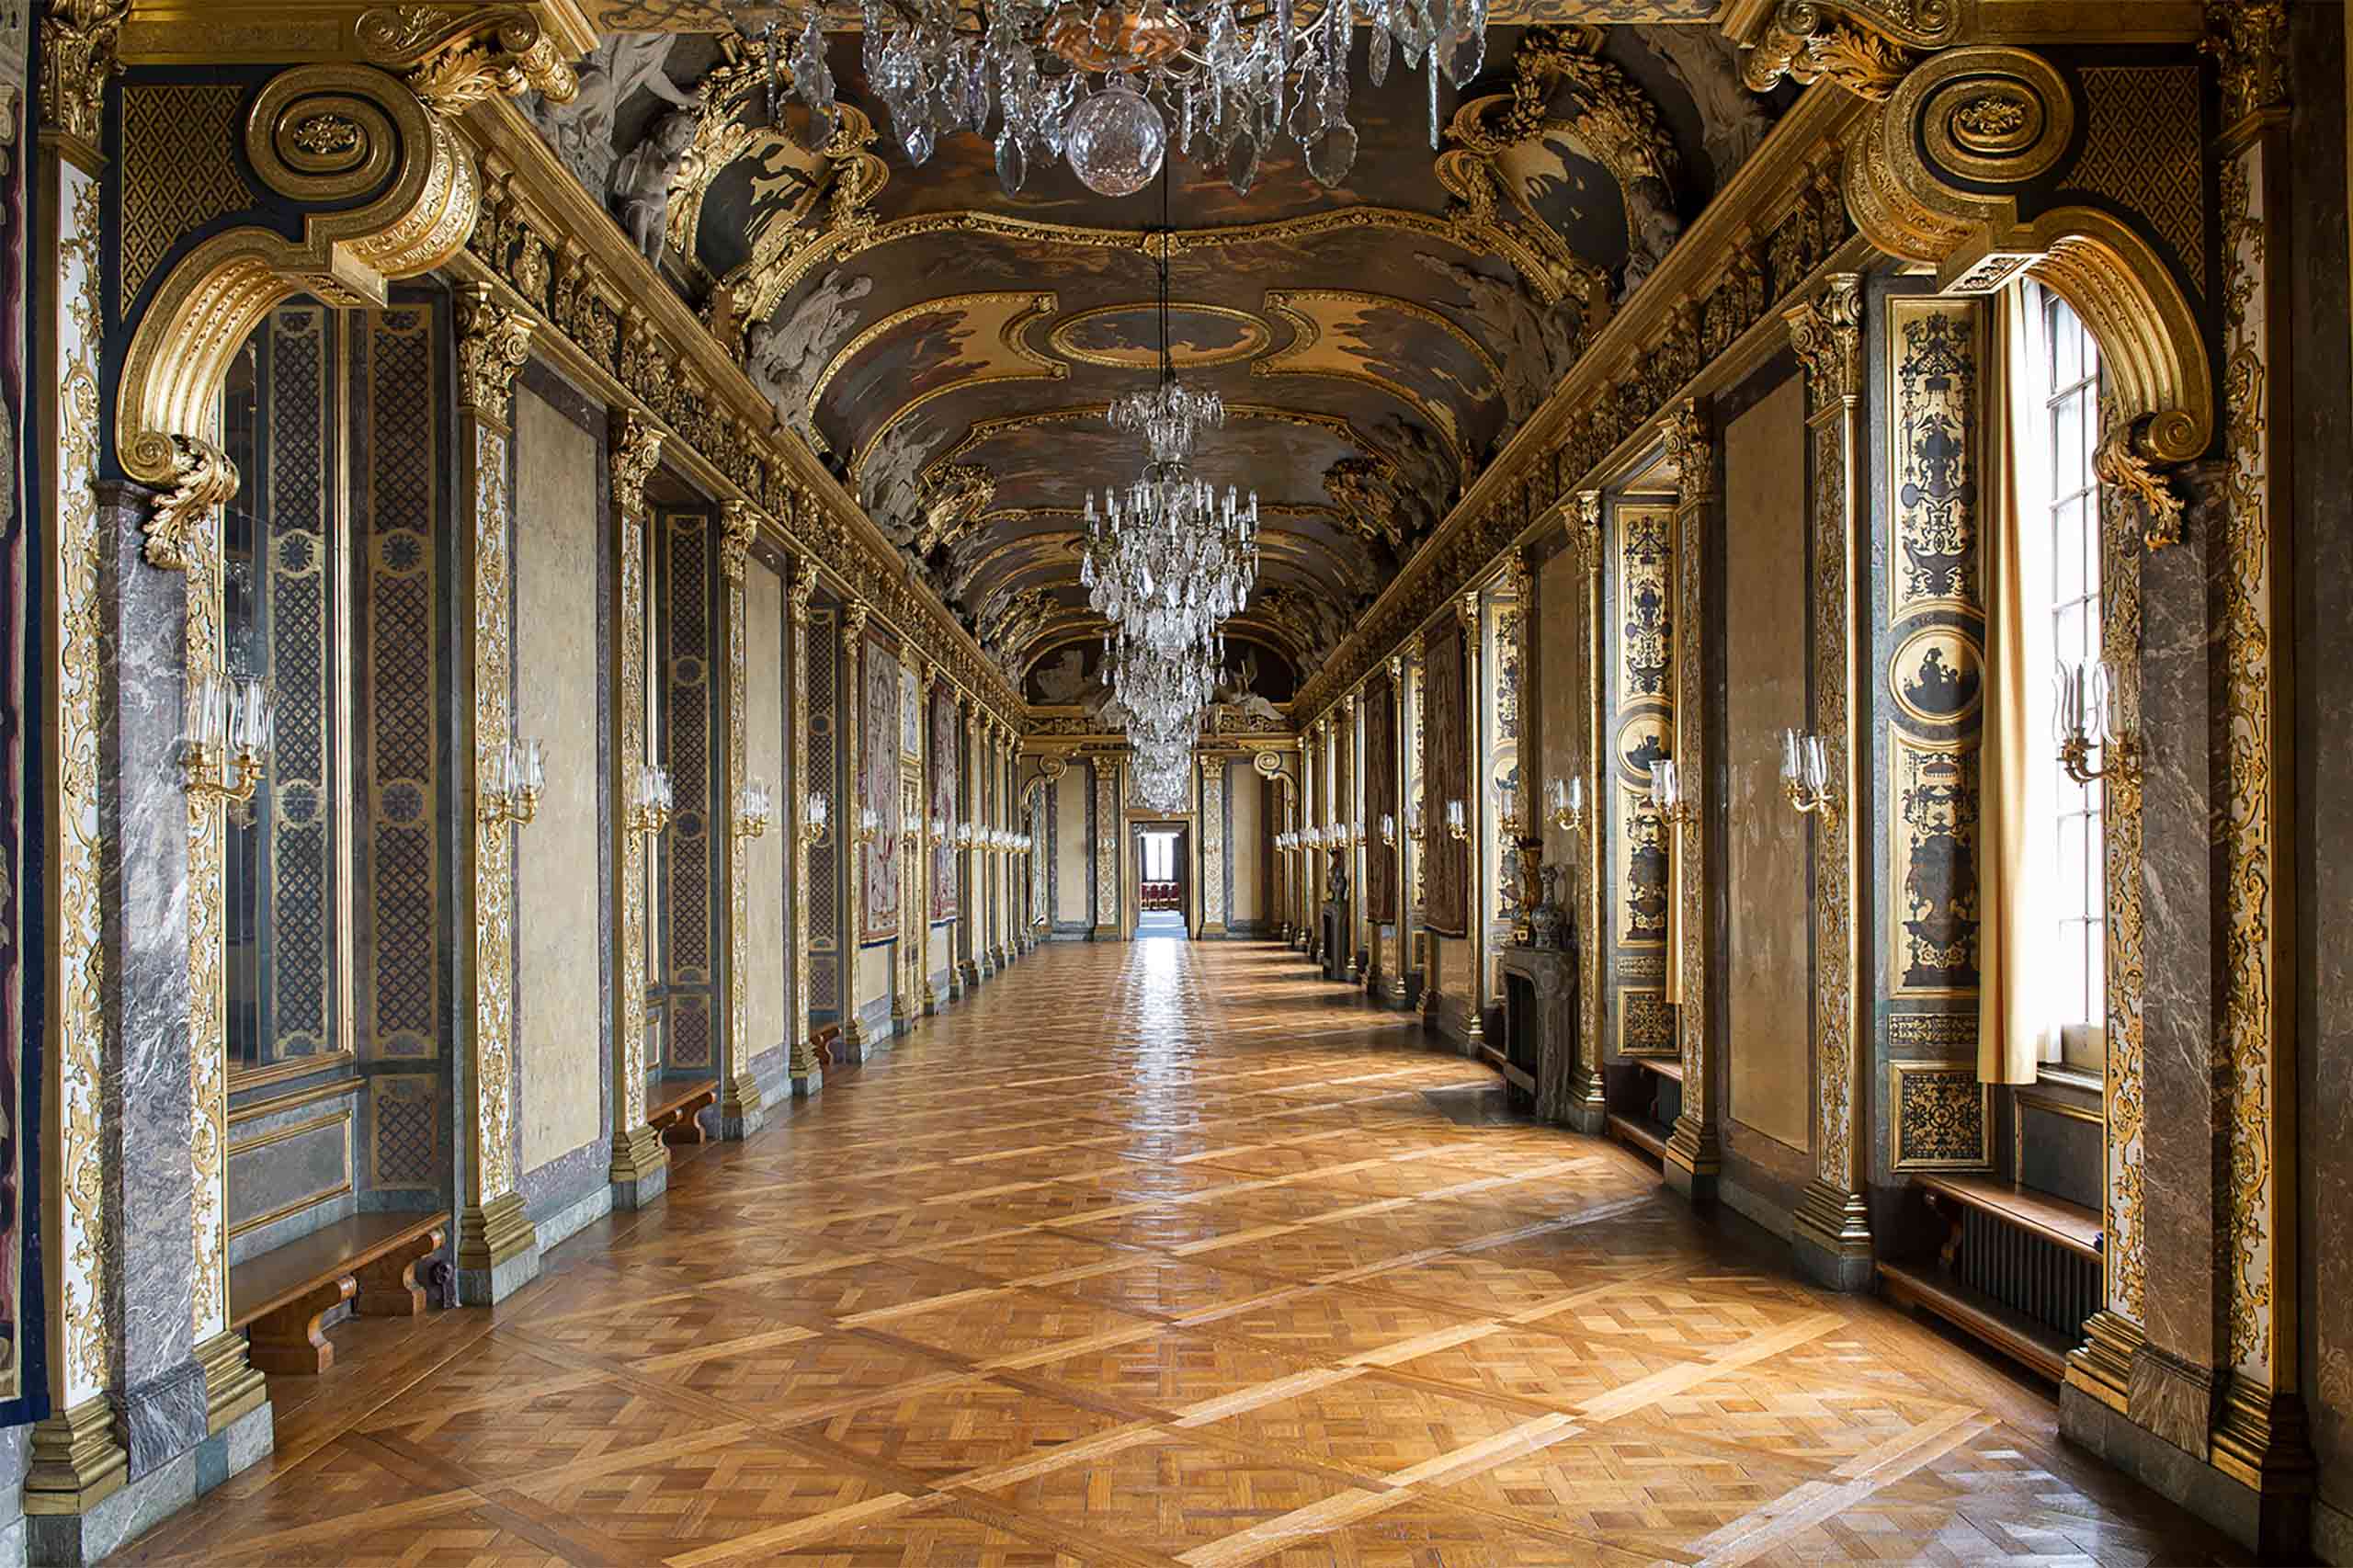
1976, 281, 2059, 1084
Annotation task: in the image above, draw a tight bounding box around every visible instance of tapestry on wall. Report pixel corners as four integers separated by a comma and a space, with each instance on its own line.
1424, 624, 1469, 935
0, 12, 40, 1422
929, 686, 957, 920
861, 635, 903, 941
1365, 672, 1397, 924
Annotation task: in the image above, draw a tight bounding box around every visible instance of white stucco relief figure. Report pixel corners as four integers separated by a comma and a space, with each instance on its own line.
746, 269, 874, 448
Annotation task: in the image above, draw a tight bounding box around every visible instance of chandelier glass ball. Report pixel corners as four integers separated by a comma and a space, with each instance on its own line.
717, 0, 1493, 201
1066, 77, 1168, 196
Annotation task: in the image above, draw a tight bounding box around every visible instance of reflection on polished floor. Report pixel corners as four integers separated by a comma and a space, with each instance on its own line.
122, 941, 2241, 1566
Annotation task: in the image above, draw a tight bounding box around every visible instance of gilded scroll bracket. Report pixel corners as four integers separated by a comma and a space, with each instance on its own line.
355, 6, 584, 119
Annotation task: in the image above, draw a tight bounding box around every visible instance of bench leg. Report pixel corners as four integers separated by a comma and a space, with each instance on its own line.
658, 1105, 710, 1147
248, 1277, 356, 1375
355, 1225, 446, 1317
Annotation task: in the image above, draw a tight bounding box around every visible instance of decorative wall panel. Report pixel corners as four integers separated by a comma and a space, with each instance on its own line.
1889, 1062, 1991, 1171
745, 562, 788, 1066
929, 687, 958, 920
1883, 297, 1985, 1016
1364, 672, 1396, 923
0, 33, 32, 1413
1614, 504, 1673, 949
1424, 622, 1469, 936
358, 306, 443, 1190
861, 635, 904, 941
807, 608, 839, 1018
660, 511, 718, 1072
261, 306, 335, 1066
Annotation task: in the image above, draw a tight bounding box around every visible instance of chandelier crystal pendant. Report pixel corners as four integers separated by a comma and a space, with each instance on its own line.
713, 0, 1491, 199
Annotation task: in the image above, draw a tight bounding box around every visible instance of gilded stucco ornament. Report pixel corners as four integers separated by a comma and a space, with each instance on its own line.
142, 435, 238, 572
453, 285, 535, 425
2204, 0, 2289, 127
1735, 0, 1956, 97
116, 64, 477, 512
357, 6, 583, 116
1843, 46, 2211, 501
40, 0, 124, 155
720, 499, 760, 582
2094, 424, 2188, 552
611, 414, 664, 516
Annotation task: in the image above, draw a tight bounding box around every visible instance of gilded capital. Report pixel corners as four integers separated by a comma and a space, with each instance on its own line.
788, 554, 819, 618
1572, 490, 1603, 575
142, 435, 237, 573
453, 284, 533, 428
40, 0, 124, 157
719, 500, 758, 583
359, 6, 583, 119
1785, 274, 1864, 410
843, 597, 870, 639
1457, 589, 1479, 631
2205, 0, 2289, 125
1662, 400, 1712, 508
610, 415, 663, 518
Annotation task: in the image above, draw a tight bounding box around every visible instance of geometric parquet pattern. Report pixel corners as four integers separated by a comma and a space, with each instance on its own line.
123, 941, 2245, 1566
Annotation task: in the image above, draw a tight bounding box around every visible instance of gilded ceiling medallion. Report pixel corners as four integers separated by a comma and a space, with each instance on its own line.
1046, 301, 1273, 370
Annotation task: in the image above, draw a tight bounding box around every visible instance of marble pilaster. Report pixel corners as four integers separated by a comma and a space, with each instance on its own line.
94, 484, 206, 1479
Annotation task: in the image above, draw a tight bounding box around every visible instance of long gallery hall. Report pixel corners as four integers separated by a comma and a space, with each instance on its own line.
118, 942, 2243, 1566
0, 0, 2348, 1562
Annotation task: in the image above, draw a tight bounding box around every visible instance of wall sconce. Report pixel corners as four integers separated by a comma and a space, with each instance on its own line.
1405, 799, 1425, 844
853, 801, 881, 846
2056, 658, 2137, 785
628, 762, 675, 836
481, 733, 544, 827
1494, 778, 1526, 838
184, 671, 275, 806
1347, 819, 1367, 849
1380, 812, 1397, 848
1779, 729, 1836, 829
734, 778, 775, 840
1546, 775, 1586, 835
801, 790, 830, 846
1647, 759, 1692, 827
1443, 799, 1467, 842
1017, 833, 1033, 856
927, 811, 949, 845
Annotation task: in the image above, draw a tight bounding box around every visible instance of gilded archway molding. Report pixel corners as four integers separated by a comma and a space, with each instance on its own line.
1842, 45, 2213, 520
113, 62, 478, 565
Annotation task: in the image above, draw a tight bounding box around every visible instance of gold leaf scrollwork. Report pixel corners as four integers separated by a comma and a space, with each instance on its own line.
1785, 273, 1865, 415
719, 499, 759, 583
453, 284, 534, 426
39, 0, 126, 153
363, 6, 582, 118
290, 113, 363, 157
611, 414, 663, 517
1570, 489, 1602, 576
1739, 0, 1954, 97
143, 435, 238, 572
1661, 400, 1711, 508
2203, 0, 2290, 128
2093, 413, 2187, 552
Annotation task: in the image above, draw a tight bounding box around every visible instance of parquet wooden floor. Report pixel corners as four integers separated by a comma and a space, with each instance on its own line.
122, 941, 2245, 1567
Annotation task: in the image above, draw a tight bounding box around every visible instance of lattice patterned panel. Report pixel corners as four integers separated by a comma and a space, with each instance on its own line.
363, 307, 439, 1062
267, 305, 334, 1061
367, 1073, 443, 1192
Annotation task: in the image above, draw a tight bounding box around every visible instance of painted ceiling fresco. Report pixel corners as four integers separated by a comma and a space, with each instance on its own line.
527, 16, 1788, 694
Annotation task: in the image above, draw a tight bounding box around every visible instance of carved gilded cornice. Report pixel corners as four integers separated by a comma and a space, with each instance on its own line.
610, 414, 663, 517
441, 97, 1025, 729
116, 62, 477, 566
356, 6, 581, 115
40, 0, 126, 163
1291, 83, 1872, 723
1784, 272, 1865, 411
1725, 0, 1960, 97
1841, 45, 2213, 496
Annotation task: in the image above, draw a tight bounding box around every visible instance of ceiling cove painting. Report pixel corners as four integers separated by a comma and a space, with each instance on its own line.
525, 19, 1791, 686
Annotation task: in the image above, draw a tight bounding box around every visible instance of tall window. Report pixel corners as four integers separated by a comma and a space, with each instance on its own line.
2024, 283, 2106, 1072
1142, 832, 1176, 882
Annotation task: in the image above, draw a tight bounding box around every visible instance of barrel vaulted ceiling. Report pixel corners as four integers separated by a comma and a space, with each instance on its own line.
527, 6, 1790, 694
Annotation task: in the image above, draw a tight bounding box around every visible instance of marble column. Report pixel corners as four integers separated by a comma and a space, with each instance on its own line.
1564, 496, 1609, 1131
1199, 756, 1228, 937
451, 285, 541, 1304
606, 415, 669, 1201
96, 483, 206, 1480
839, 599, 872, 1056
1091, 756, 1121, 938
1382, 656, 1409, 1006
1660, 399, 1720, 1204
787, 553, 822, 1097
1405, 632, 1427, 997
915, 662, 940, 1017
1459, 591, 1487, 1051
717, 502, 766, 1137
1786, 278, 1872, 1288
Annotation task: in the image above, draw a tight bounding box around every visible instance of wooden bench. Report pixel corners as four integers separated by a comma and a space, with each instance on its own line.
229, 1211, 446, 1376
1879, 1176, 2102, 1382
650, 1074, 718, 1147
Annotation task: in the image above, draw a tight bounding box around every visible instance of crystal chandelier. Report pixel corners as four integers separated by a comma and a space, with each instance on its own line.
713, 0, 1492, 198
